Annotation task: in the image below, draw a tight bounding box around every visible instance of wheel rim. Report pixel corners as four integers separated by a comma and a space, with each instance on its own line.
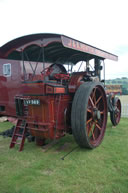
86, 86, 107, 147
114, 99, 121, 124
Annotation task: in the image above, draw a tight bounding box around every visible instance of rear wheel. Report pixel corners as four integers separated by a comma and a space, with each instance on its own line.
71, 82, 107, 149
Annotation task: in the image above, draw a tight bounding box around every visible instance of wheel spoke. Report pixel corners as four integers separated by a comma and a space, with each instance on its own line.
88, 121, 94, 136
100, 111, 104, 115
87, 121, 96, 140
117, 108, 120, 113
92, 88, 97, 105
89, 96, 95, 107
87, 108, 92, 113
95, 95, 102, 105
86, 118, 93, 125
116, 114, 118, 119
116, 111, 120, 118
117, 111, 120, 117
91, 125, 96, 140
96, 123, 101, 131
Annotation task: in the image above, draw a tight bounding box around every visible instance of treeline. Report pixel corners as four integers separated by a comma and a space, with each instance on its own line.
105, 77, 128, 95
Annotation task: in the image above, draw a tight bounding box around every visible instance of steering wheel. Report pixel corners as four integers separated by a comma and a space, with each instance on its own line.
48, 63, 67, 79
41, 63, 67, 80
41, 67, 52, 76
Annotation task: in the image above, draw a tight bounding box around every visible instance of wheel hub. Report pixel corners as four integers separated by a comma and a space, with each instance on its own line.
93, 108, 101, 120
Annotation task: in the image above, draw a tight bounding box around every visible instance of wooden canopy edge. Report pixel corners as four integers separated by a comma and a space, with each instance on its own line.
61, 35, 118, 61
0, 33, 118, 61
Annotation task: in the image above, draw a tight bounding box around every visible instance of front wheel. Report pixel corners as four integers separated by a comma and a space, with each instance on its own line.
110, 97, 121, 126
71, 82, 108, 149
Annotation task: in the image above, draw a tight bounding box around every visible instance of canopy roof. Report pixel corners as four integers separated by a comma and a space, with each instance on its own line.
0, 33, 118, 64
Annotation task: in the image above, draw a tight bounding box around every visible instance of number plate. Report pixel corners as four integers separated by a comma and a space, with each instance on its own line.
24, 99, 40, 106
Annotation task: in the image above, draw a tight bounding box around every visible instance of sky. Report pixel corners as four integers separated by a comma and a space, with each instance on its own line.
0, 0, 128, 79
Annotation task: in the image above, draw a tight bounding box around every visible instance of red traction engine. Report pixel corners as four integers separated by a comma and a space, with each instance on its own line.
9, 34, 121, 151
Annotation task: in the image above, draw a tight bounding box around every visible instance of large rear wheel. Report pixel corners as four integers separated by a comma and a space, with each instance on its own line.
71, 82, 107, 149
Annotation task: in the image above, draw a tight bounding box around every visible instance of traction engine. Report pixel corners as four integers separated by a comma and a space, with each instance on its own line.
9, 34, 121, 151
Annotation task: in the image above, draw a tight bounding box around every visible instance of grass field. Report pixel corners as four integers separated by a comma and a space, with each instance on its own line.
0, 118, 128, 193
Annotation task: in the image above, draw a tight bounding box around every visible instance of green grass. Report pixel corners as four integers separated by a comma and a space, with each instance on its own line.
0, 119, 128, 193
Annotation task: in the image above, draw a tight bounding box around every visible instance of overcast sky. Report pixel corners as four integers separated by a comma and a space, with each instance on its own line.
0, 0, 128, 79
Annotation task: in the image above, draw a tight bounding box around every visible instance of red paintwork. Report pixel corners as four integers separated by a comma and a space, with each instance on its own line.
0, 59, 44, 117
18, 80, 73, 139
68, 72, 86, 92
62, 36, 118, 61
0, 59, 21, 116
0, 34, 118, 61
0, 33, 118, 146
26, 94, 72, 139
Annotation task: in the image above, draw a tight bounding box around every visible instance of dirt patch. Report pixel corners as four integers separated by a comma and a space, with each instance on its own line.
56, 142, 71, 152
42, 169, 53, 176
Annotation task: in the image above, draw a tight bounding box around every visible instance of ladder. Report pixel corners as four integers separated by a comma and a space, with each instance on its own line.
10, 119, 27, 151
